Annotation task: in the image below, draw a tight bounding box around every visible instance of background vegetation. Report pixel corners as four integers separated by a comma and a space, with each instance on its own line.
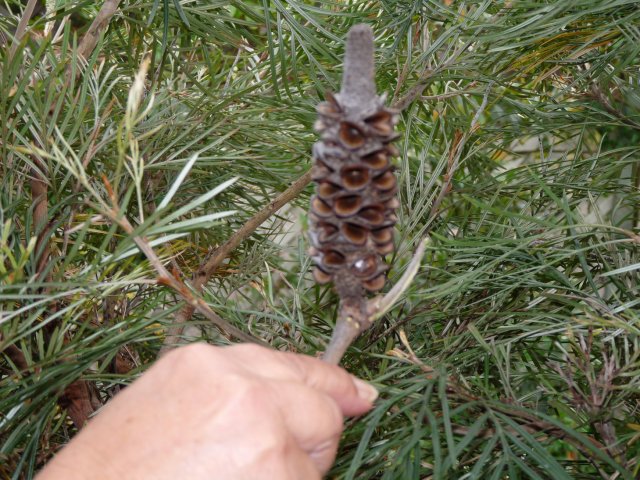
1, 0, 639, 478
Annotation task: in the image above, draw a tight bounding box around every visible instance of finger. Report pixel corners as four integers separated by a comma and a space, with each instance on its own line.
267, 381, 343, 474
242, 428, 322, 480
284, 444, 323, 480
225, 344, 378, 416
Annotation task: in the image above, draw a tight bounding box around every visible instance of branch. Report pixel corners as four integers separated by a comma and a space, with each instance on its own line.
392, 78, 431, 111
77, 0, 122, 60
8, 0, 39, 60
428, 82, 492, 222
196, 170, 313, 284
98, 178, 265, 347
589, 83, 640, 130
160, 169, 313, 353
65, 0, 122, 81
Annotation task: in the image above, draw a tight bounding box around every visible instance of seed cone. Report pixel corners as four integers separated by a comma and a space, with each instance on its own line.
309, 30, 399, 293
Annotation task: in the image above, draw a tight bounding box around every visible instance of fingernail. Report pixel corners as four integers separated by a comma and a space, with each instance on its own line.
353, 378, 379, 403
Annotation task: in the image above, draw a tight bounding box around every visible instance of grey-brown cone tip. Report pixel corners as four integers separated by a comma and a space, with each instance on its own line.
340, 24, 376, 113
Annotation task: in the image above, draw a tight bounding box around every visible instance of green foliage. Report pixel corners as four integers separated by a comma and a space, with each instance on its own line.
1, 0, 639, 478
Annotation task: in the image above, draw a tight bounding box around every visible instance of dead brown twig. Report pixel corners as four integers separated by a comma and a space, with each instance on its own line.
97, 176, 264, 347
7, 0, 39, 60
159, 169, 313, 353
63, 0, 122, 82
77, 0, 122, 60
589, 83, 640, 131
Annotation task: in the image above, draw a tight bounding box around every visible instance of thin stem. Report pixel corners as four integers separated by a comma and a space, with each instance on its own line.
197, 170, 313, 283
161, 169, 313, 353
100, 183, 264, 347
65, 0, 123, 82
8, 0, 39, 60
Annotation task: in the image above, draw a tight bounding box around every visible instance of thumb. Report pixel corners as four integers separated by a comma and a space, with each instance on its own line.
285, 353, 379, 416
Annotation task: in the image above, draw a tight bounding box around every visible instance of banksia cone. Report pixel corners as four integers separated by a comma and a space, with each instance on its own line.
309, 24, 399, 297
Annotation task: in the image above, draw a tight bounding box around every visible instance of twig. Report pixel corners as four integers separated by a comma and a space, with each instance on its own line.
197, 170, 313, 284
470, 82, 492, 132
81, 98, 117, 171
589, 83, 640, 131
393, 77, 431, 111
62, 98, 116, 257
428, 83, 492, 222
160, 169, 313, 353
8, 0, 39, 60
77, 0, 122, 60
420, 87, 478, 102
98, 177, 264, 347
64, 0, 122, 81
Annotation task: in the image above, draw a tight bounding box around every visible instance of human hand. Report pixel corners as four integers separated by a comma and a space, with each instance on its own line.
38, 343, 378, 480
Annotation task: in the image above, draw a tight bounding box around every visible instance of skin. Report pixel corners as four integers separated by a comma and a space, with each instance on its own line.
38, 343, 378, 480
